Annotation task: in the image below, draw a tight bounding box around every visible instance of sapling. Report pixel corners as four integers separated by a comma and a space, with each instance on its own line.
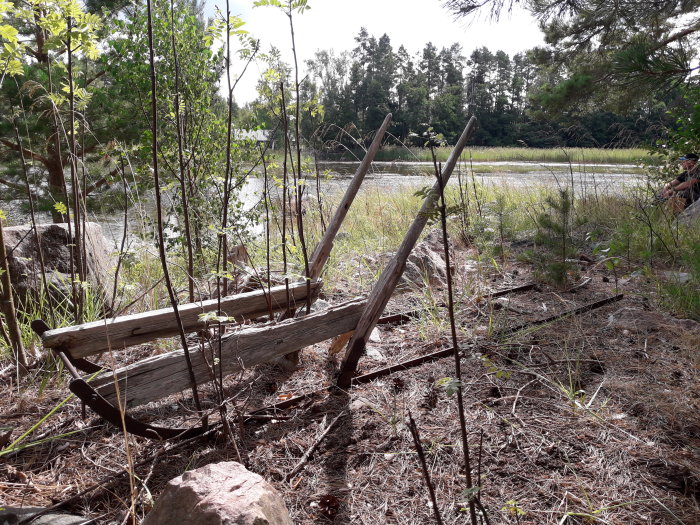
145, 0, 202, 416
428, 132, 479, 525
534, 189, 576, 287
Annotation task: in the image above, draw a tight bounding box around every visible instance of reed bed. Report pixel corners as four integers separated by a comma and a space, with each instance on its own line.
371, 146, 650, 165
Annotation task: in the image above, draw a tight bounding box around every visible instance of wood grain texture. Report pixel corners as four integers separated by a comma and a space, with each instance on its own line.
93, 298, 367, 407
40, 281, 321, 359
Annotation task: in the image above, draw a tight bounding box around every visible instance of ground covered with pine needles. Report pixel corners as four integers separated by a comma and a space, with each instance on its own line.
2, 240, 699, 524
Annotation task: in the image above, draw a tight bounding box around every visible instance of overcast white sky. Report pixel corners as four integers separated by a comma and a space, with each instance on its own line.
207, 0, 544, 104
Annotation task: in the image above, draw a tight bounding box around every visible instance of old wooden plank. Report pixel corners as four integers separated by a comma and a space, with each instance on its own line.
337, 116, 478, 388
40, 281, 321, 359
93, 298, 367, 407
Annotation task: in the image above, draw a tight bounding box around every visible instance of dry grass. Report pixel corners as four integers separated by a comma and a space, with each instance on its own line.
2, 243, 699, 524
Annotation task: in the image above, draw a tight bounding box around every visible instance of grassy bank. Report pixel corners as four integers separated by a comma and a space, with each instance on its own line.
245, 179, 699, 320
370, 146, 651, 164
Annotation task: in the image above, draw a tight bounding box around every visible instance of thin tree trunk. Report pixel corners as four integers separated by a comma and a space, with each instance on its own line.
13, 116, 55, 323
145, 0, 203, 414
67, 22, 87, 322
170, 0, 195, 303
287, 6, 311, 314
280, 82, 291, 308
0, 219, 27, 369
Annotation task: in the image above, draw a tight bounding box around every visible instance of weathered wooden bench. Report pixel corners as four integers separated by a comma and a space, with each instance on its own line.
32, 281, 325, 438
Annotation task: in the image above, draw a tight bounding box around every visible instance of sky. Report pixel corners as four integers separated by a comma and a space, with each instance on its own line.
207, 0, 545, 104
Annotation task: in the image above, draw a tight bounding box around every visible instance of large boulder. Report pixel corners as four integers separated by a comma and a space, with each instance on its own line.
399, 229, 451, 290
678, 198, 700, 225
2, 222, 114, 308
143, 462, 292, 525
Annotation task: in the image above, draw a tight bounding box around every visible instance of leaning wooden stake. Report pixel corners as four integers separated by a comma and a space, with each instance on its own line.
307, 113, 392, 281
0, 218, 27, 369
337, 116, 477, 388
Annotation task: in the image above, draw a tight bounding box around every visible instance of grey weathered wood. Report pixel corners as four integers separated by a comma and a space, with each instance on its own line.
93, 298, 367, 407
40, 281, 321, 359
307, 114, 392, 281
337, 116, 478, 388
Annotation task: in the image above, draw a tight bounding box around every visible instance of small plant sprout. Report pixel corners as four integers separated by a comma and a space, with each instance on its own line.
502, 499, 526, 523
437, 377, 463, 397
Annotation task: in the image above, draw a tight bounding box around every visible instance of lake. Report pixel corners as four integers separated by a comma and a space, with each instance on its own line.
5, 160, 647, 247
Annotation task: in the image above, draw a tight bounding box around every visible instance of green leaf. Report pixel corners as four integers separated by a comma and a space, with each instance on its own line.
53, 202, 68, 216
0, 24, 19, 41
459, 486, 481, 502
253, 0, 283, 7
436, 377, 462, 396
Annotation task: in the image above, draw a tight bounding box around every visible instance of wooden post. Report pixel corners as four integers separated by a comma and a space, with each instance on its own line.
307, 113, 392, 281
277, 113, 391, 332
0, 218, 28, 368
337, 116, 478, 389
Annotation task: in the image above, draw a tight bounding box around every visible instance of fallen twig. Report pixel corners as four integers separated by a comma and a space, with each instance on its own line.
498, 294, 624, 336
407, 410, 444, 525
284, 409, 347, 482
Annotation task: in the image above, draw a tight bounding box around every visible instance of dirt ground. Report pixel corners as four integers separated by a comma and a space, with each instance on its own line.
1, 245, 699, 524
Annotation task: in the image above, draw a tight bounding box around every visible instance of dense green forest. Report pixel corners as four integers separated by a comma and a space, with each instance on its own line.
277, 33, 676, 148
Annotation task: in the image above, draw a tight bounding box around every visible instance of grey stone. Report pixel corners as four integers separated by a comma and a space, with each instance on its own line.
0, 507, 94, 525
678, 198, 700, 225
143, 461, 292, 525
398, 229, 451, 290
2, 222, 114, 308
238, 268, 285, 293
661, 271, 692, 284
607, 307, 700, 334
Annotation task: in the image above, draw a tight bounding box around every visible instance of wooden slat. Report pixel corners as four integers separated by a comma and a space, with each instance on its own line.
40, 281, 321, 359
92, 298, 367, 407
337, 116, 478, 388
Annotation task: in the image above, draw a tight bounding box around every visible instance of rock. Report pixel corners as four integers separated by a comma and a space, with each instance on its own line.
310, 299, 330, 313
399, 229, 451, 290
2, 223, 114, 308
143, 461, 292, 525
607, 307, 700, 334
678, 198, 700, 225
226, 244, 249, 269
238, 268, 286, 293
661, 271, 692, 284
366, 346, 384, 360
0, 506, 94, 524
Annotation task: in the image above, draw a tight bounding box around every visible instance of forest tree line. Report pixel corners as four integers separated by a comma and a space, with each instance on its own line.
1, 0, 697, 224
248, 28, 677, 150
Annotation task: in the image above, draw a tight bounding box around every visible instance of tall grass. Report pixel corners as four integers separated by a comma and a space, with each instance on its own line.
371, 146, 650, 165
252, 171, 700, 319
5, 162, 695, 365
